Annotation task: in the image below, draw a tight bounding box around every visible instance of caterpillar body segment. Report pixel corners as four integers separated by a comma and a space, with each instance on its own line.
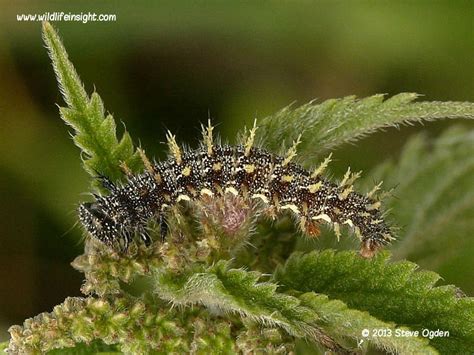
79, 130, 393, 257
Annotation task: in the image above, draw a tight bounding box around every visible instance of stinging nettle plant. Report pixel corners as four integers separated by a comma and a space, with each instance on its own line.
4, 22, 474, 354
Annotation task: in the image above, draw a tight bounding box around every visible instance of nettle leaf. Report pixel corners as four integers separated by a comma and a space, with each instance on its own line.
155, 261, 323, 343
274, 250, 474, 353
260, 93, 474, 161
42, 22, 142, 183
298, 293, 436, 355
155, 260, 436, 353
368, 126, 474, 291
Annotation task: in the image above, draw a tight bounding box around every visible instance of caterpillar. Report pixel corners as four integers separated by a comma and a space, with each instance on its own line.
78, 121, 394, 257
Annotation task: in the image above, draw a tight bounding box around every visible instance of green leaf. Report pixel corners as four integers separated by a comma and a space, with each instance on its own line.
367, 126, 474, 292
155, 261, 321, 341
299, 293, 436, 355
155, 260, 436, 353
274, 250, 474, 353
42, 22, 142, 183
259, 93, 474, 162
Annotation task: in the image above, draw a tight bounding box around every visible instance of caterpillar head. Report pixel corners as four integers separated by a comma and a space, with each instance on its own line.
78, 198, 152, 249
78, 201, 120, 246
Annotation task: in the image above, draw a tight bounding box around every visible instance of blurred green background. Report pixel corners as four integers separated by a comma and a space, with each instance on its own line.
1, 0, 473, 341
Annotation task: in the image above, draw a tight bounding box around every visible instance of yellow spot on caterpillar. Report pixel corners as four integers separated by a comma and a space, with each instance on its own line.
176, 194, 191, 202
182, 166, 192, 176
252, 193, 269, 204
166, 131, 182, 165
164, 194, 171, 202
343, 219, 354, 227
338, 186, 353, 200
367, 201, 381, 210
200, 188, 214, 197
202, 119, 215, 156
370, 219, 383, 225
281, 174, 294, 183
244, 119, 258, 157
311, 153, 332, 178
307, 182, 322, 193
213, 162, 222, 171
225, 186, 239, 196
333, 207, 342, 215
333, 222, 341, 241
312, 213, 332, 223
359, 211, 371, 218
367, 181, 383, 198
282, 134, 302, 166
281, 204, 300, 214
244, 164, 255, 174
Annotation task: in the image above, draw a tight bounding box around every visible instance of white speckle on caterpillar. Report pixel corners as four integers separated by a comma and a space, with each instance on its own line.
225, 187, 239, 196
343, 219, 354, 228
200, 188, 214, 197
176, 194, 191, 202
312, 213, 332, 223
280, 204, 300, 214
78, 122, 394, 257
252, 194, 270, 204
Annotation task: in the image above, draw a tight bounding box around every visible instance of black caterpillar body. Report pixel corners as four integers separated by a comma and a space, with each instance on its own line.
78, 123, 394, 257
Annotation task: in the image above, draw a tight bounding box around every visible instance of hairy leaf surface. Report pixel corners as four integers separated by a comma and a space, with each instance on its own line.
155, 260, 436, 353
260, 94, 474, 162
274, 250, 474, 353
368, 126, 474, 292
42, 22, 142, 184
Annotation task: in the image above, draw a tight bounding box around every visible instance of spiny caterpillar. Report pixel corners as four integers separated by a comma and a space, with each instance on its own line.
78, 121, 394, 257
